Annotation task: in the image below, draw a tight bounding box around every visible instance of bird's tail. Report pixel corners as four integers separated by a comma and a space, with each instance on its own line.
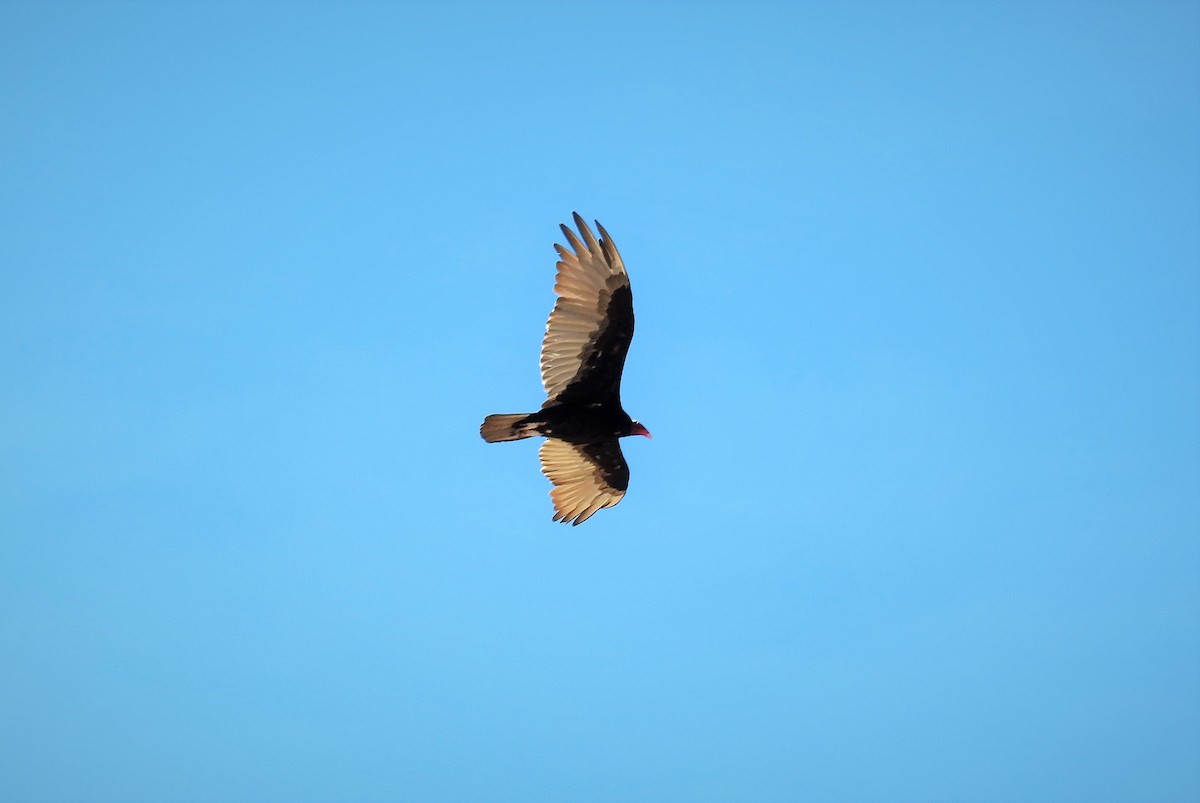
480, 413, 538, 443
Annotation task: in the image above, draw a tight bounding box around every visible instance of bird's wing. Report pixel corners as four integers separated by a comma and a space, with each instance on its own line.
539, 438, 629, 525
540, 213, 634, 405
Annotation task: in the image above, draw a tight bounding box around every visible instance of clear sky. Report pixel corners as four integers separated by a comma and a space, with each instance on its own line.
2, 2, 1198, 801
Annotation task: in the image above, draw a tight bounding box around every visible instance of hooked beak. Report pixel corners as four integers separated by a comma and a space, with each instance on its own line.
632, 422, 652, 439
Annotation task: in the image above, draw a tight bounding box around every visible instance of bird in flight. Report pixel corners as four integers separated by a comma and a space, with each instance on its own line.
481, 213, 650, 525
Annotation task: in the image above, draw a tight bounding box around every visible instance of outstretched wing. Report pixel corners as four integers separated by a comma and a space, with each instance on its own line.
538, 438, 629, 525
540, 213, 634, 406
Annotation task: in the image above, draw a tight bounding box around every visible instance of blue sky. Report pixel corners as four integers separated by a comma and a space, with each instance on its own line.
2, 1, 1198, 801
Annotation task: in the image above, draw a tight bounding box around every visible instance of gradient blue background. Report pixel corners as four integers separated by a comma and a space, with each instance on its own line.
3, 2, 1198, 801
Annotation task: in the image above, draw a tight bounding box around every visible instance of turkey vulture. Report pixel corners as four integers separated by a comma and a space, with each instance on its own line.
481, 213, 650, 525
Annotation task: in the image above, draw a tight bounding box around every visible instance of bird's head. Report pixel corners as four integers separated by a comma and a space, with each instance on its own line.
629, 421, 652, 439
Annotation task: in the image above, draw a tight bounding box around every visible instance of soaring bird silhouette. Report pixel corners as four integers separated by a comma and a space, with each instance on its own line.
481, 213, 650, 525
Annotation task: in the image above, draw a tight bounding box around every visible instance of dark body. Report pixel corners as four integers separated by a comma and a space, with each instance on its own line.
520, 400, 636, 444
